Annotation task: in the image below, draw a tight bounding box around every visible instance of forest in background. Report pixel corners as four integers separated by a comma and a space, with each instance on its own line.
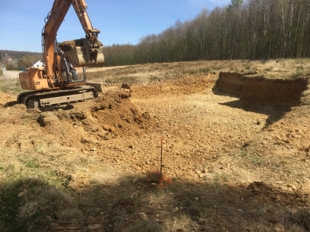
0, 50, 42, 70
103, 0, 310, 66
0, 50, 41, 60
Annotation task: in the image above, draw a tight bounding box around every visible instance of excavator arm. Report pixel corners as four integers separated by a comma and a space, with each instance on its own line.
71, 0, 100, 46
42, 0, 104, 83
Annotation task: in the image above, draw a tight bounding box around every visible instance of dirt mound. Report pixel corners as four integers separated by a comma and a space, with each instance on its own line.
0, 92, 16, 107
58, 39, 103, 52
92, 92, 154, 136
0, 90, 154, 156
37, 90, 155, 150
58, 39, 86, 52
214, 72, 308, 107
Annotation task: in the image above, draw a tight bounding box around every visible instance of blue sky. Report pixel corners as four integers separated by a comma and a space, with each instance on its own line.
0, 0, 231, 52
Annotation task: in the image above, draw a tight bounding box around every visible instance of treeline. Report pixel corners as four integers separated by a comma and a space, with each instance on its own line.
103, 0, 310, 66
0, 50, 41, 60
5, 55, 42, 70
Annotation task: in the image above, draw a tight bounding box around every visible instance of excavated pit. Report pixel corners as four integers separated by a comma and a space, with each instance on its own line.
214, 72, 309, 107
2, 71, 310, 231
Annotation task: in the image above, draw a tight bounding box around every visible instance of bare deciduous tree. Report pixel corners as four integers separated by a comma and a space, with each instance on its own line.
103, 0, 310, 67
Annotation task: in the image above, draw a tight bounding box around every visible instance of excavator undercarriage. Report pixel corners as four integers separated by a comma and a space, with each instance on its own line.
17, 86, 98, 109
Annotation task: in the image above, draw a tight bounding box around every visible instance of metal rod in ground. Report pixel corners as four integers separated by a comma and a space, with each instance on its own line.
160, 136, 163, 180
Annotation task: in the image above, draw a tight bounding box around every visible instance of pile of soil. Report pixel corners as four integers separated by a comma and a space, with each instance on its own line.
92, 92, 153, 136
37, 90, 155, 149
58, 39, 86, 52
0, 92, 16, 108
58, 39, 103, 52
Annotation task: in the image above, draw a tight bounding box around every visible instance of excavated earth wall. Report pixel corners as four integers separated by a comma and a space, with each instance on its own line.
98, 73, 218, 98
214, 72, 309, 107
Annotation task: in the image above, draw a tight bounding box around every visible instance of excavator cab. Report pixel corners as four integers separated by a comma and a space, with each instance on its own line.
59, 56, 86, 84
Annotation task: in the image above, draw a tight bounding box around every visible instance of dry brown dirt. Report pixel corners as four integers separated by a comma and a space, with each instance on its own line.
1, 63, 310, 232
59, 39, 103, 52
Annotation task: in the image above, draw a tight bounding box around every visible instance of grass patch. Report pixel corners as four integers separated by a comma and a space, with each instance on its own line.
183, 68, 211, 75
301, 97, 310, 105
0, 179, 81, 232
241, 151, 248, 158
290, 72, 303, 79
213, 173, 230, 182
252, 157, 263, 166
297, 66, 304, 71
261, 60, 268, 64
25, 161, 40, 169
264, 67, 273, 72
106, 76, 138, 84
214, 65, 223, 70
149, 76, 161, 82
199, 68, 211, 73
0, 78, 24, 95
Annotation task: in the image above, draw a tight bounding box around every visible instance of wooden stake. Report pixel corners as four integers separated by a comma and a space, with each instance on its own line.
160, 136, 163, 180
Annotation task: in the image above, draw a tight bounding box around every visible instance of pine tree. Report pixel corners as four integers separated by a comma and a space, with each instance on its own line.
228, 0, 243, 10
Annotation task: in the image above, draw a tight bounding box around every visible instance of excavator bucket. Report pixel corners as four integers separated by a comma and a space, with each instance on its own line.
65, 46, 104, 67
58, 39, 105, 67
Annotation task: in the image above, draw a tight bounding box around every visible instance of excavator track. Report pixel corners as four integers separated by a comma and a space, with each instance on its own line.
17, 86, 98, 109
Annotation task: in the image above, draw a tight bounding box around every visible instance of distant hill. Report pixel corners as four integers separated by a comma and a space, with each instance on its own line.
0, 50, 41, 60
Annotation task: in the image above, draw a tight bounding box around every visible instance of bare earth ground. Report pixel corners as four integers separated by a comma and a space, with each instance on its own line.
1, 60, 310, 232
1, 70, 19, 79
86, 58, 310, 83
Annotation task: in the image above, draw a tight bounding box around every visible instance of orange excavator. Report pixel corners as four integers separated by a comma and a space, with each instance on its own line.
18, 0, 105, 108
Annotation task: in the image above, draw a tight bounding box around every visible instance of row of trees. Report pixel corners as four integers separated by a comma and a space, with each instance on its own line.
5, 55, 41, 70
103, 0, 310, 66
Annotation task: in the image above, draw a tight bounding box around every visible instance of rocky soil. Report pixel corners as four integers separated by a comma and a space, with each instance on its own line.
1, 69, 310, 232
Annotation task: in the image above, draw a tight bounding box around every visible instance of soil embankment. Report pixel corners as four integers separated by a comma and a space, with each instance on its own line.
130, 73, 217, 98
214, 72, 309, 107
